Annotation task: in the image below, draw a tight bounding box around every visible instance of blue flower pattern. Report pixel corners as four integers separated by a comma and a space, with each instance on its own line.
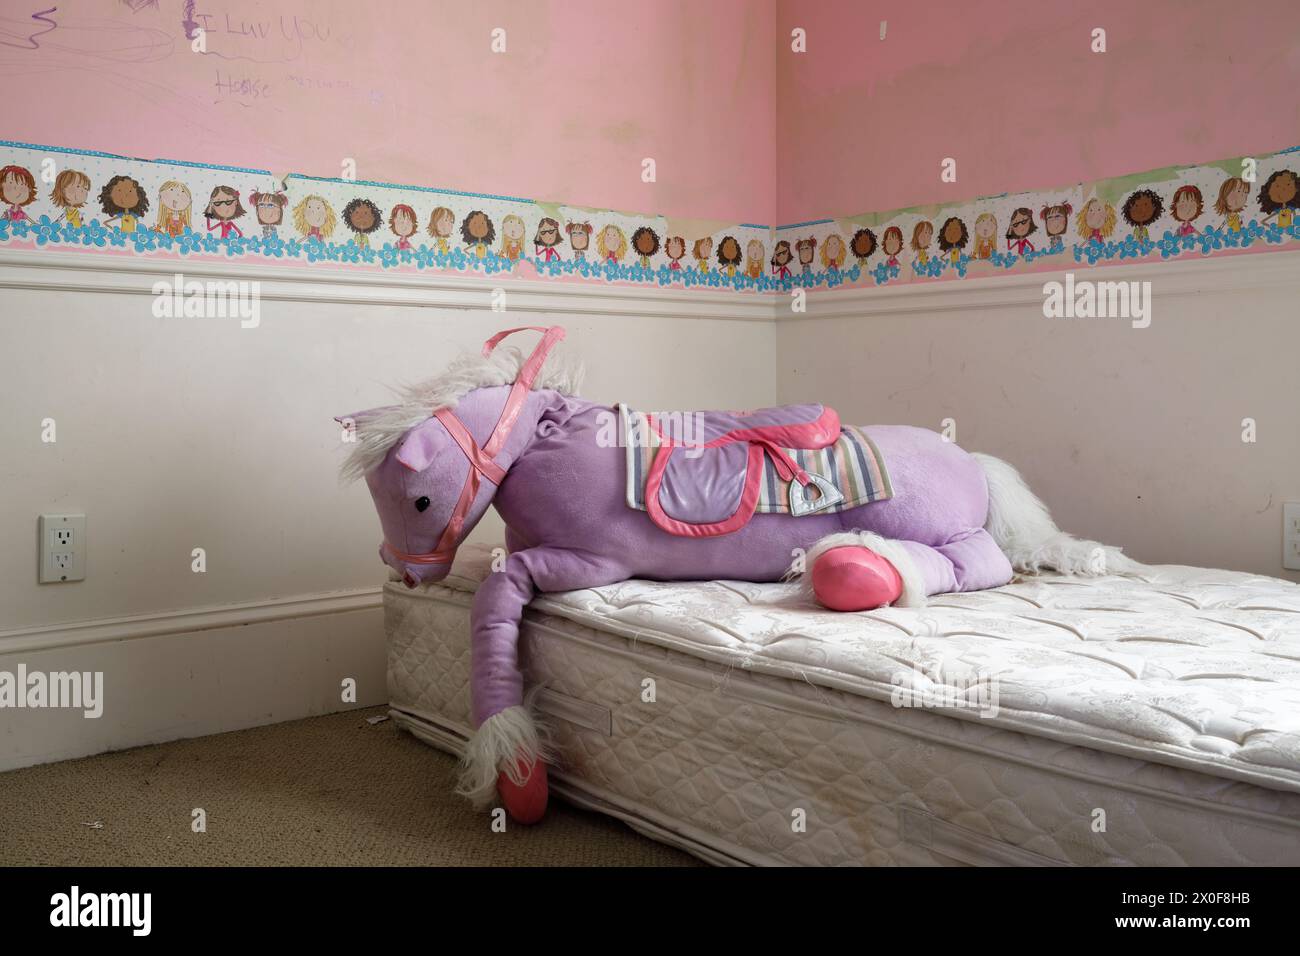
1, 213, 1295, 290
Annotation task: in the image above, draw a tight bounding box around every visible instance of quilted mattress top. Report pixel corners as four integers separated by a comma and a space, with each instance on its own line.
435, 546, 1300, 793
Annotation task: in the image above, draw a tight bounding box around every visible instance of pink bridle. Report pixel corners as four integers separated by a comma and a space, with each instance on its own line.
384, 325, 566, 567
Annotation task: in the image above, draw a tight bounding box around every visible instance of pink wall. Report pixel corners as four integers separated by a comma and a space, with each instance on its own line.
4, 0, 775, 226
7, 1, 1294, 230
776, 0, 1300, 224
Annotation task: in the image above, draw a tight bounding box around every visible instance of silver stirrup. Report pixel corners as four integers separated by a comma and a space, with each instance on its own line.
789, 473, 844, 516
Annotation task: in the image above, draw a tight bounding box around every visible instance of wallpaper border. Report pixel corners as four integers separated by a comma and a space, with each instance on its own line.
1, 139, 1297, 296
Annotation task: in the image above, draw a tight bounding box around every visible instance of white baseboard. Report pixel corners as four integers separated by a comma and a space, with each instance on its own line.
0, 588, 384, 772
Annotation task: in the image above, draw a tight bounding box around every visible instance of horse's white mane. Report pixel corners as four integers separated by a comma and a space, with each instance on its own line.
340, 343, 583, 482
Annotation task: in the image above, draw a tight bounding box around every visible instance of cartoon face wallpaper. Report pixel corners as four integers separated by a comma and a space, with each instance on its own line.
1038, 202, 1072, 249
850, 228, 877, 262
910, 220, 933, 262
205, 186, 243, 221
631, 225, 660, 265
252, 190, 288, 228
664, 234, 686, 266
0, 165, 37, 220
203, 185, 246, 238
159, 181, 191, 211
715, 235, 742, 273
338, 199, 378, 248
819, 233, 845, 269
293, 195, 336, 239
937, 217, 968, 258
343, 199, 381, 234
1121, 189, 1163, 241
389, 204, 418, 246
1169, 185, 1203, 236
461, 210, 496, 253
770, 239, 793, 274
498, 214, 526, 258
1076, 199, 1116, 241
534, 217, 564, 254
566, 221, 592, 255
48, 168, 91, 226
1259, 169, 1299, 226
156, 181, 193, 235
796, 237, 816, 269
428, 206, 456, 243
1006, 208, 1035, 240
972, 213, 997, 258
597, 224, 627, 262
51, 169, 90, 208
692, 236, 713, 270
881, 226, 903, 263
97, 174, 149, 228
1214, 177, 1250, 226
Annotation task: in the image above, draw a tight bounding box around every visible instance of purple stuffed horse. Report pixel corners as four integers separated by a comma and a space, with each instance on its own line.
340, 326, 1130, 821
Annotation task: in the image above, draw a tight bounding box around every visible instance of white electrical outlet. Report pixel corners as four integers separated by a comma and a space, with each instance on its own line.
39, 513, 86, 583
1285, 502, 1300, 572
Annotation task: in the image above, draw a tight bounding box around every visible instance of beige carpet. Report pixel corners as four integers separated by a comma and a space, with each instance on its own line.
0, 707, 700, 866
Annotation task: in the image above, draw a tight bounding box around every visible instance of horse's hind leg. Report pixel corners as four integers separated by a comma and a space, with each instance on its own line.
900, 528, 1014, 595
804, 528, 1012, 609
939, 528, 1015, 591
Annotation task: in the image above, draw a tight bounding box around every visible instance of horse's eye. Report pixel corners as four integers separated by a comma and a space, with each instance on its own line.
415, 496, 431, 513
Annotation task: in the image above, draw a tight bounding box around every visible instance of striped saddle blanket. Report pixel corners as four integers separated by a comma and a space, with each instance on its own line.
619, 403, 892, 537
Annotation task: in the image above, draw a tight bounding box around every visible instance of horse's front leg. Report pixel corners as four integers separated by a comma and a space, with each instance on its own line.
460, 546, 627, 822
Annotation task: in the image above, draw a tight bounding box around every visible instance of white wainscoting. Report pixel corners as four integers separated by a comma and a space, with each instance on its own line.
778, 248, 1300, 581
3, 244, 1296, 770
0, 248, 777, 770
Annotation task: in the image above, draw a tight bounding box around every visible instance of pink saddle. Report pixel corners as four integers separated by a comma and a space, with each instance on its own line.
621, 403, 853, 537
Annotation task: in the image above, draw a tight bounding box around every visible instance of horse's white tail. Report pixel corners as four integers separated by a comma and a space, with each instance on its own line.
972, 453, 1139, 576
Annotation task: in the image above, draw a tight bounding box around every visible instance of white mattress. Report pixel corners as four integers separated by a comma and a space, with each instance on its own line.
387, 544, 1300, 866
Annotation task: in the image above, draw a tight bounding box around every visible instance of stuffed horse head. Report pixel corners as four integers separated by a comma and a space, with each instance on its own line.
337, 327, 579, 587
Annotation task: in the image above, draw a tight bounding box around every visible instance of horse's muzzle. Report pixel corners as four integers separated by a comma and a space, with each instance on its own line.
378, 543, 452, 588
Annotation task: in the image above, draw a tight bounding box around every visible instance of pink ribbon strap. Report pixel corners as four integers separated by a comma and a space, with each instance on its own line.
480, 326, 566, 457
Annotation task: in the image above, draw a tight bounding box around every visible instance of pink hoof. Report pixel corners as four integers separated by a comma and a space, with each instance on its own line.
812, 545, 903, 611
497, 755, 548, 824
